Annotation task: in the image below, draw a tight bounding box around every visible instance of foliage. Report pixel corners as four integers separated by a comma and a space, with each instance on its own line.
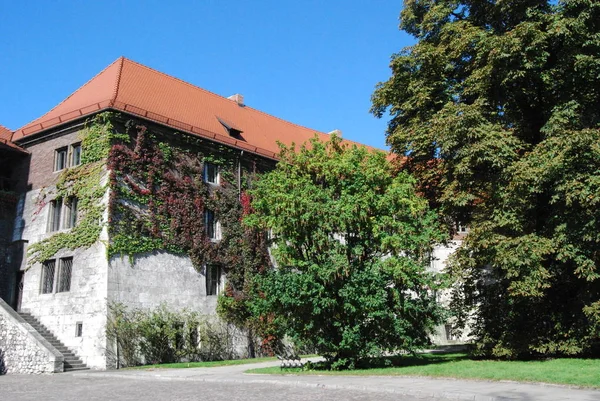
245, 135, 446, 369
27, 113, 121, 265
371, 0, 600, 357
107, 121, 273, 350
106, 302, 241, 367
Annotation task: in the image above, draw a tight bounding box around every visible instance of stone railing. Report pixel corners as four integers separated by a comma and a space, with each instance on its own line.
0, 298, 64, 374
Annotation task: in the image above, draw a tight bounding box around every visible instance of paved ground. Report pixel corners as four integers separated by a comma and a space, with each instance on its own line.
2, 360, 599, 401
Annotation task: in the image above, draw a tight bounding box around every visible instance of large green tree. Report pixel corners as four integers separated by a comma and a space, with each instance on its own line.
372, 0, 600, 357
245, 136, 445, 369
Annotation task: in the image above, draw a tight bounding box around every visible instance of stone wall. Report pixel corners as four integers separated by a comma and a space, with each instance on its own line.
16, 128, 111, 370
0, 298, 63, 374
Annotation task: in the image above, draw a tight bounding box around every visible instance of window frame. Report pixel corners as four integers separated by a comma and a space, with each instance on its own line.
64, 197, 78, 229
56, 257, 73, 293
204, 209, 221, 241
48, 198, 63, 232
41, 260, 56, 294
70, 143, 82, 167
54, 143, 82, 172
54, 147, 68, 172
40, 257, 73, 294
203, 162, 220, 185
205, 264, 222, 296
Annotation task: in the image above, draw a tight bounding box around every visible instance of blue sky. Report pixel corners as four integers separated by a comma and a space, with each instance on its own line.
0, 1, 413, 150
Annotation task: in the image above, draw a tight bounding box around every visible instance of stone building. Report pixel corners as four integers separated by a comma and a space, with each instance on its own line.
0, 57, 465, 373
0, 57, 386, 371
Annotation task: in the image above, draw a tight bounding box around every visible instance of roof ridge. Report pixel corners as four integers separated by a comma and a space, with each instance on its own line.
120, 57, 328, 136
16, 58, 123, 131
110, 56, 126, 107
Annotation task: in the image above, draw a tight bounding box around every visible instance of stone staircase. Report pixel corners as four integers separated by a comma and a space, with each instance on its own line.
18, 312, 89, 372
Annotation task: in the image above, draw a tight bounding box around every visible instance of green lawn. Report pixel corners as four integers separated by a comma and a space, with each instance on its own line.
245, 353, 600, 388
129, 356, 277, 369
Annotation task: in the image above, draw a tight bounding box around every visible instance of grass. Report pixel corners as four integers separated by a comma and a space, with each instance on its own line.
129, 356, 278, 369
245, 353, 600, 388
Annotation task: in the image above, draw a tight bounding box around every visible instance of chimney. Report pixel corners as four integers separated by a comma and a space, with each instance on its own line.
328, 129, 342, 138
228, 94, 244, 106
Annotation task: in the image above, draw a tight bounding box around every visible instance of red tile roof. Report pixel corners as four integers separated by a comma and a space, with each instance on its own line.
14, 57, 379, 159
0, 124, 26, 152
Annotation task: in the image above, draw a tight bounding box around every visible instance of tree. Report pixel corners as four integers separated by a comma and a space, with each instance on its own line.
245, 135, 446, 369
372, 0, 600, 357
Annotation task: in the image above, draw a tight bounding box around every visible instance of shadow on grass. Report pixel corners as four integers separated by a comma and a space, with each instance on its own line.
303, 352, 471, 371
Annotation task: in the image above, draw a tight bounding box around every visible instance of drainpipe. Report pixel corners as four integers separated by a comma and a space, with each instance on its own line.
238, 150, 244, 200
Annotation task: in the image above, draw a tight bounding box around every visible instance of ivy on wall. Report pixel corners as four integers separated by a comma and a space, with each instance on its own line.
27, 113, 127, 265
107, 121, 270, 274
26, 112, 272, 345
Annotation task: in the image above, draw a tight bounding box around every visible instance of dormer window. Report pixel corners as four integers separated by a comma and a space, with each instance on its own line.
216, 117, 243, 138
203, 162, 219, 185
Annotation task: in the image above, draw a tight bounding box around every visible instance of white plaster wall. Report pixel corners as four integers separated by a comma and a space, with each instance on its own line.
107, 252, 219, 314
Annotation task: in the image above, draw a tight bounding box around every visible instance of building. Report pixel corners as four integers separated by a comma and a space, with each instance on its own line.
0, 57, 465, 374
0, 57, 386, 372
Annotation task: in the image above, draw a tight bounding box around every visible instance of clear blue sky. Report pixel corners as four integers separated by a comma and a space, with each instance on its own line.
0, 0, 413, 150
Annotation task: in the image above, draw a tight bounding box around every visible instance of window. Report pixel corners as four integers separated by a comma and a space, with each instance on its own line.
57, 257, 73, 292
75, 322, 83, 337
64, 197, 78, 229
203, 162, 219, 185
48, 198, 63, 232
54, 143, 82, 171
40, 257, 73, 294
48, 197, 78, 232
41, 260, 56, 294
456, 222, 469, 234
70, 143, 81, 167
55, 147, 68, 171
204, 209, 221, 240
206, 264, 222, 296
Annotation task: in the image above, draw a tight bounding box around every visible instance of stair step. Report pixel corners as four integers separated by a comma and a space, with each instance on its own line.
19, 313, 90, 372
64, 367, 90, 372
65, 362, 85, 367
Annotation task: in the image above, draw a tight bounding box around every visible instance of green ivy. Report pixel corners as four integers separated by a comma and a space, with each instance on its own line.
27, 113, 121, 265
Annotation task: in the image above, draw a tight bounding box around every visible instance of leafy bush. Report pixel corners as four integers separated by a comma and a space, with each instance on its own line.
106, 302, 242, 367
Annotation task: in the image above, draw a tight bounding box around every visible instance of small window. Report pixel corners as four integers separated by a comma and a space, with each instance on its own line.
48, 198, 63, 232
204, 209, 221, 240
55, 147, 68, 171
75, 322, 83, 337
41, 260, 56, 294
206, 264, 222, 296
70, 143, 82, 167
57, 257, 73, 292
456, 222, 469, 234
64, 197, 78, 229
203, 162, 219, 185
